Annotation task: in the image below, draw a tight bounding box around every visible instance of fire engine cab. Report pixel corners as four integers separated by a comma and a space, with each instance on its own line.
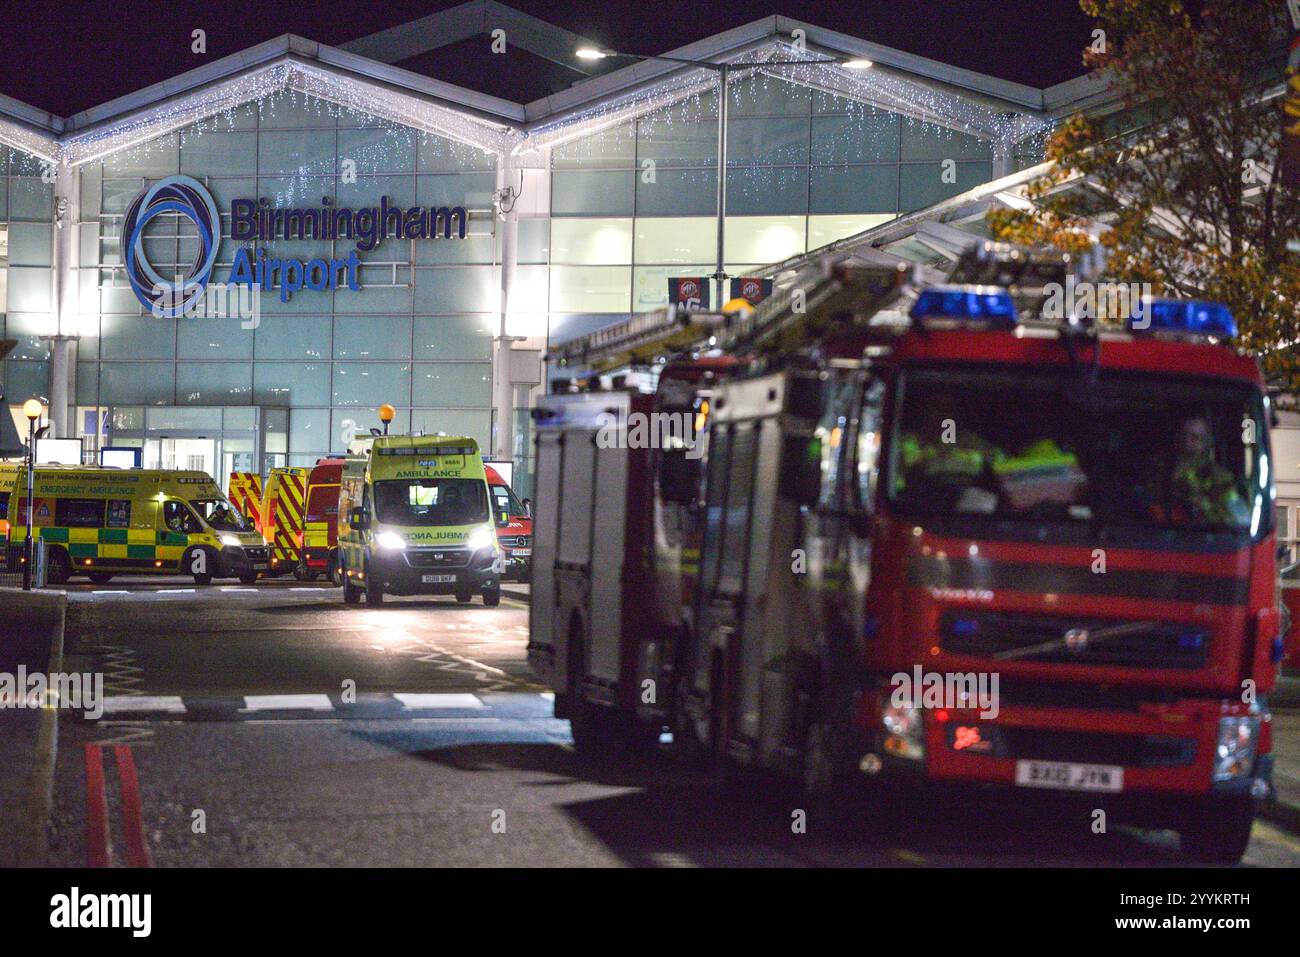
529, 243, 1281, 864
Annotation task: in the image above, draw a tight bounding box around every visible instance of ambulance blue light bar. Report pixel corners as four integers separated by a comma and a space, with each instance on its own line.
1127, 298, 1237, 339
910, 285, 1018, 328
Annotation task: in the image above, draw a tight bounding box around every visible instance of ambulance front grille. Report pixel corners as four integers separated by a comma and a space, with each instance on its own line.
404, 548, 471, 569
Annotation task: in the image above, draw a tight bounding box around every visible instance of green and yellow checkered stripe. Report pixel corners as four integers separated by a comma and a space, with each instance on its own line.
9, 526, 194, 567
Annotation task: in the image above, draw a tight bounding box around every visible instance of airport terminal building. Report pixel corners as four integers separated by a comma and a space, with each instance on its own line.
0, 5, 1127, 500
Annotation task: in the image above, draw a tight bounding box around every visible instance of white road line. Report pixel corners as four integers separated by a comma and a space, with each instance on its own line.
158, 588, 196, 594
101, 696, 187, 715
393, 693, 485, 710
221, 587, 257, 592
91, 590, 130, 595
241, 694, 335, 712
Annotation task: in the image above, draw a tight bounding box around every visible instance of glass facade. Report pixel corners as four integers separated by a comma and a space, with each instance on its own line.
1, 67, 1045, 486
76, 91, 498, 465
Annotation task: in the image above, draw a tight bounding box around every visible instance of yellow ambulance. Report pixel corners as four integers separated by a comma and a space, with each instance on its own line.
0, 465, 269, 585
337, 435, 503, 606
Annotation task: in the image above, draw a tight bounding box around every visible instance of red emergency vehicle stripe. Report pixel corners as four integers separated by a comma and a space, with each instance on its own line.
113, 745, 151, 868
84, 744, 110, 868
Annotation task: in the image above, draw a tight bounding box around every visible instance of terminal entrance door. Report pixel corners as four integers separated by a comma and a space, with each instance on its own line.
145, 437, 218, 476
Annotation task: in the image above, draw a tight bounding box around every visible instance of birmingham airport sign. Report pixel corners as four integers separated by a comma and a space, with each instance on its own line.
125, 175, 468, 318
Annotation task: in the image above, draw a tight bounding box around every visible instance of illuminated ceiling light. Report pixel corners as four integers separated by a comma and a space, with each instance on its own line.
842, 58, 874, 70
576, 47, 610, 60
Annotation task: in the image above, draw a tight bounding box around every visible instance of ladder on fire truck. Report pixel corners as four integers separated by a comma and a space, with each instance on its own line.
548, 241, 1071, 377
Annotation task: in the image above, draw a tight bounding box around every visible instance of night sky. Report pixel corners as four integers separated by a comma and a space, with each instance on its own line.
0, 0, 1096, 118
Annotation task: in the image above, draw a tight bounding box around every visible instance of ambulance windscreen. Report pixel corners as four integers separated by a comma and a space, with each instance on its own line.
373, 479, 488, 527
887, 366, 1269, 541
190, 498, 250, 532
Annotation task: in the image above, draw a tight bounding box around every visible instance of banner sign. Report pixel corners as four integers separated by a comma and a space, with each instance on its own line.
729, 276, 773, 306
667, 277, 710, 310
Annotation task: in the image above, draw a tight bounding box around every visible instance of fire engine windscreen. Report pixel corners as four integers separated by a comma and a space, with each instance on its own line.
373, 479, 488, 526
190, 498, 250, 532
888, 367, 1269, 538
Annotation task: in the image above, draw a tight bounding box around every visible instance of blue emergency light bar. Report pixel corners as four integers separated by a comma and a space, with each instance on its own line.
910, 285, 1018, 328
1127, 298, 1237, 339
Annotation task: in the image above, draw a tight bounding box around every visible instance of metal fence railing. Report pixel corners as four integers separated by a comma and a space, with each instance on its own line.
1, 539, 47, 589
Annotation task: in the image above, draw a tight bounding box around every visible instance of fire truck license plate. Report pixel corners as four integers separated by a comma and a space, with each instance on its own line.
513, 549, 531, 556
422, 574, 457, 584
1014, 760, 1123, 793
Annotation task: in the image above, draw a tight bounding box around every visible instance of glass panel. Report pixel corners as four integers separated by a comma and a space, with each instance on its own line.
409, 409, 491, 448
176, 316, 256, 359
898, 161, 993, 211
254, 315, 330, 359
811, 113, 901, 164
900, 123, 994, 161
413, 266, 497, 314
144, 406, 222, 430
637, 104, 718, 167
103, 134, 179, 177
100, 315, 176, 359
416, 172, 496, 210
337, 173, 416, 211
411, 363, 491, 407
4, 266, 51, 312
257, 91, 336, 129
6, 223, 51, 266
809, 165, 899, 214
337, 126, 417, 174
727, 116, 810, 166
253, 362, 330, 406
331, 362, 411, 406
549, 218, 632, 264
413, 316, 493, 360
257, 131, 337, 177
726, 167, 808, 216
101, 362, 175, 404
176, 363, 253, 405
633, 264, 715, 312
634, 217, 716, 264
635, 167, 717, 217
808, 214, 894, 250
728, 76, 810, 116
333, 316, 412, 359
179, 131, 258, 176
289, 408, 331, 455
552, 124, 637, 169
417, 132, 496, 172
552, 171, 634, 216
723, 216, 805, 265
549, 266, 631, 313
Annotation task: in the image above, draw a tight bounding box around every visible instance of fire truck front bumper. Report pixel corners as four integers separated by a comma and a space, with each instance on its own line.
849, 690, 1274, 818
369, 546, 501, 596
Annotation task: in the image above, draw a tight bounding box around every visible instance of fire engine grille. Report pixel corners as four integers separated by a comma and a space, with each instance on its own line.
499, 536, 531, 548
243, 546, 269, 562
940, 611, 1208, 670
948, 725, 1197, 768
404, 548, 471, 569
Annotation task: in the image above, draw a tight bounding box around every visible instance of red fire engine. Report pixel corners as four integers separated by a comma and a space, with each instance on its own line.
529, 243, 1283, 864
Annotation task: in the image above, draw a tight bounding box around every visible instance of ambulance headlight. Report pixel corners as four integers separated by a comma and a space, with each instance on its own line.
1213, 716, 1259, 782
466, 525, 496, 551
375, 531, 407, 550
220, 534, 242, 548
881, 701, 926, 761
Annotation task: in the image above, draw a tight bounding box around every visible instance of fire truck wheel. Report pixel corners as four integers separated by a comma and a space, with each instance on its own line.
238, 570, 258, 585
455, 588, 472, 603
1180, 798, 1255, 865
566, 624, 619, 755
482, 583, 501, 606
293, 564, 312, 581
87, 571, 114, 585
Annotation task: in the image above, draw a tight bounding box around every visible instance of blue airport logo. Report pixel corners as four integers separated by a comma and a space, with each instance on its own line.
123, 175, 221, 319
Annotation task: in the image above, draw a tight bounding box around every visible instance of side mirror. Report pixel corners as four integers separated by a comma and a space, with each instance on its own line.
348, 506, 368, 531
778, 433, 822, 507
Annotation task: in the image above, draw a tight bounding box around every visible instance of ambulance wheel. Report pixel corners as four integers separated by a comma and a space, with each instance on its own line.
364, 577, 384, 605
343, 574, 362, 605
481, 583, 501, 606
45, 547, 72, 586
238, 570, 258, 585
183, 546, 216, 585
1180, 797, 1255, 865
87, 572, 114, 585
456, 588, 472, 604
